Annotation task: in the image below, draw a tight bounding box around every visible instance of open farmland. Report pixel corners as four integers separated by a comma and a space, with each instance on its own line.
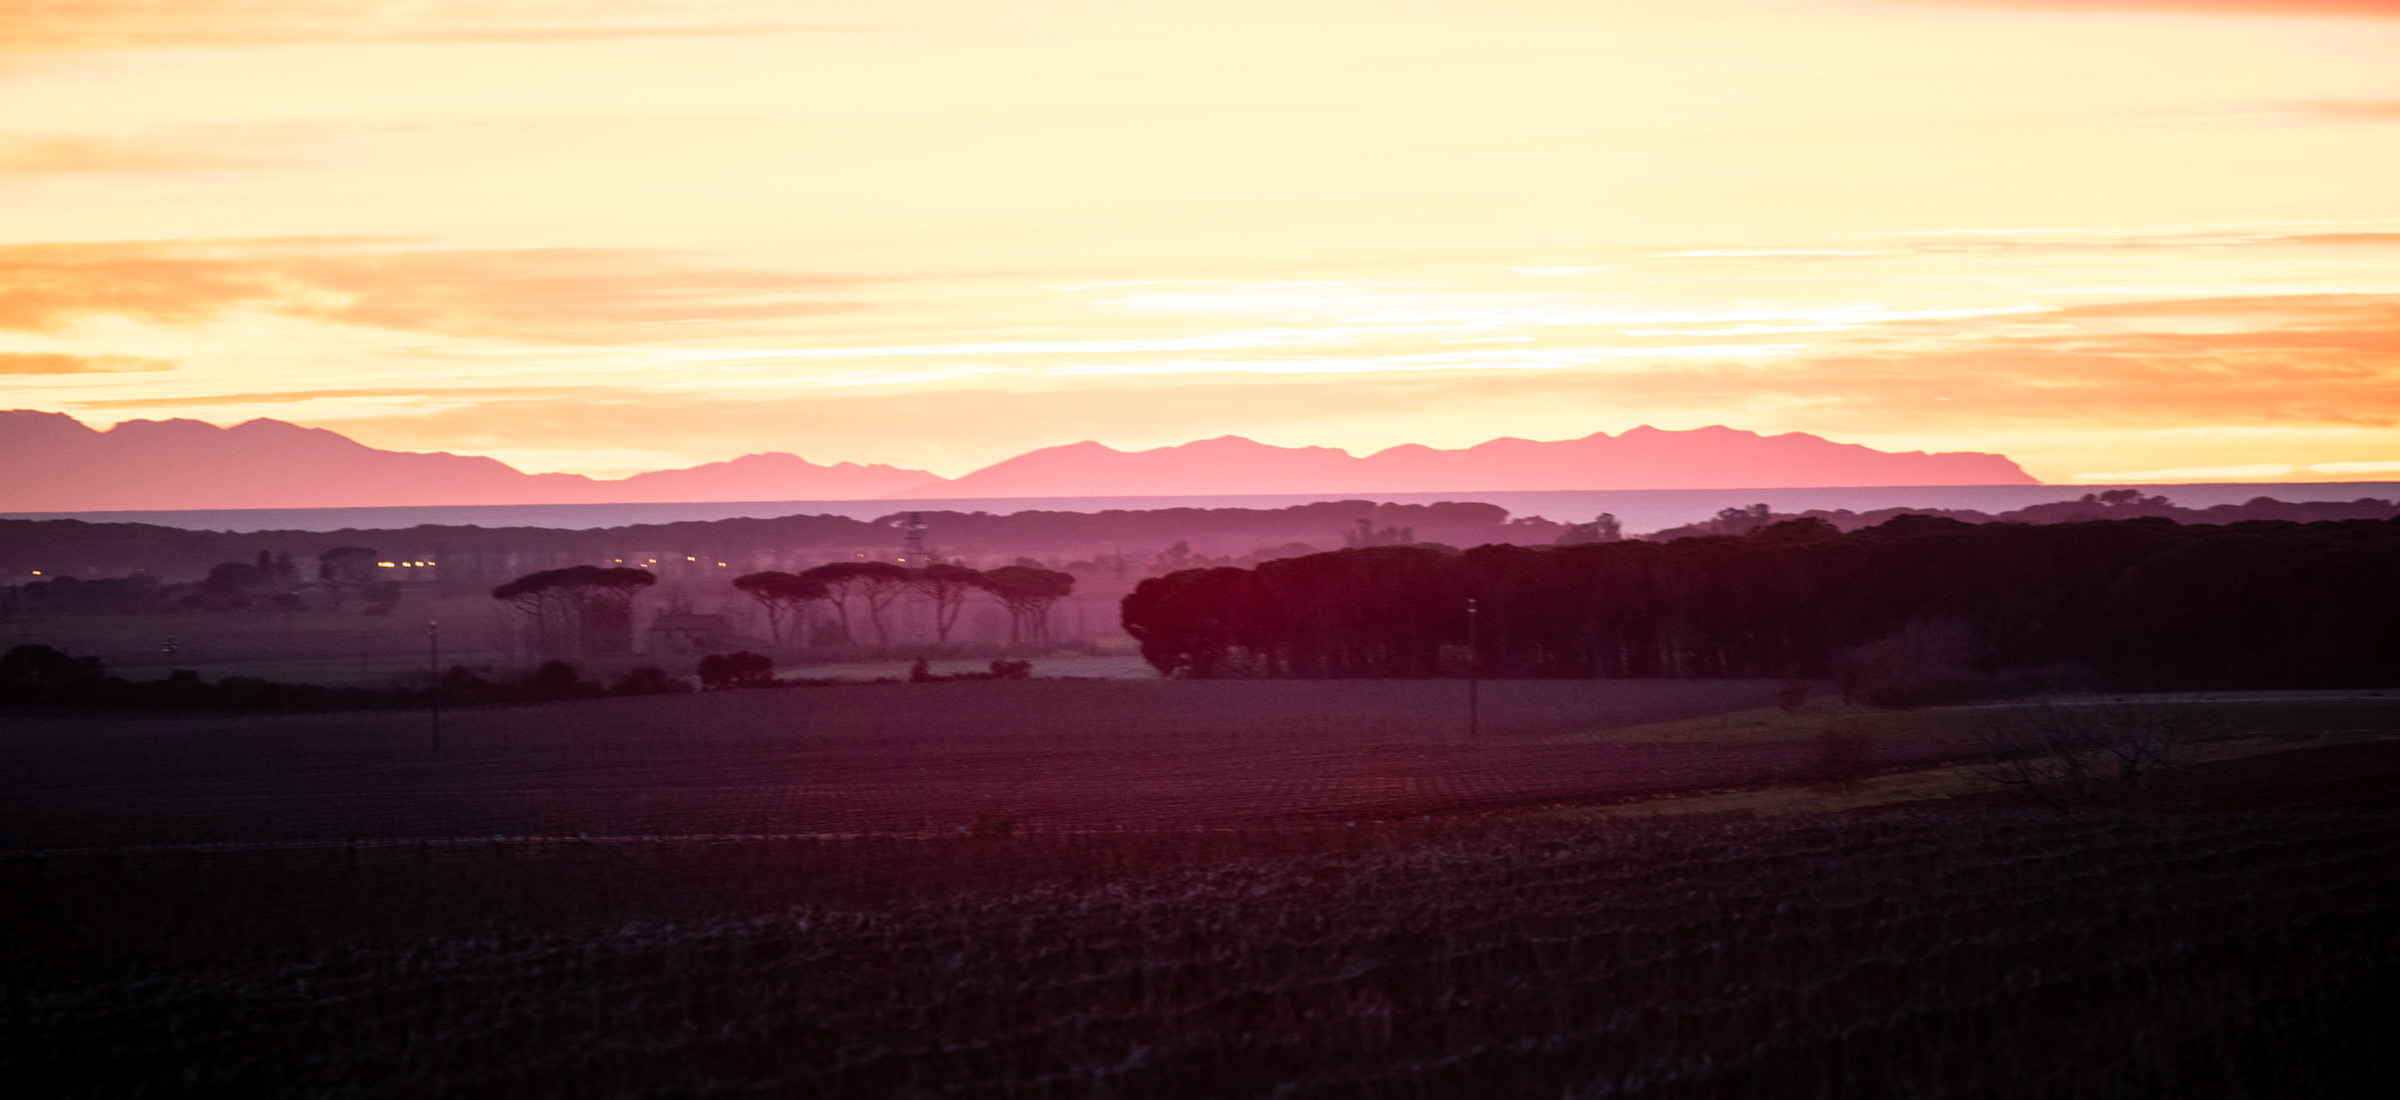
6, 681, 2400, 1096
3, 678, 1833, 848
7, 812, 2399, 1097
10, 680, 2399, 850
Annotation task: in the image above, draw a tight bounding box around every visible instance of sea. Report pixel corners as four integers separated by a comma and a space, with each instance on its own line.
9, 482, 2399, 536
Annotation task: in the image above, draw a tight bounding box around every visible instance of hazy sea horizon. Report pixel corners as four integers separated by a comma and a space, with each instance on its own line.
9, 482, 2398, 537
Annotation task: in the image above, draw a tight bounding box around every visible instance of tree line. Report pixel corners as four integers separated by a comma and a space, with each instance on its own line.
481, 560, 1077, 656
1645, 488, 2400, 540
8, 546, 402, 616
0, 501, 1530, 588
1120, 514, 2400, 692
730, 561, 1074, 649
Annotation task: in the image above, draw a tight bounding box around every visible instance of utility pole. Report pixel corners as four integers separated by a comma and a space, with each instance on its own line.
428, 620, 441, 758
902, 513, 932, 649
1467, 597, 1480, 739
901, 512, 928, 566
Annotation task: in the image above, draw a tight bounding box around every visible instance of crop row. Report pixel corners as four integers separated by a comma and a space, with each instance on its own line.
7, 811, 2396, 1098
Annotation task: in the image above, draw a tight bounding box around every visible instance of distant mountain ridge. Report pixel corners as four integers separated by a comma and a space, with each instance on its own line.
0, 410, 2035, 512
0, 411, 935, 512
888, 428, 2035, 498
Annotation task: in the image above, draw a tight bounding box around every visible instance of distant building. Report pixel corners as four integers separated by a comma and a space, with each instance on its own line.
647, 612, 733, 655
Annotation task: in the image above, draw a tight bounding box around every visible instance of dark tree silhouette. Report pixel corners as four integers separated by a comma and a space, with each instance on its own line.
732, 570, 830, 650
799, 561, 910, 647
909, 562, 985, 644
491, 569, 567, 652
1120, 515, 2400, 689
313, 546, 380, 610
1554, 512, 1622, 545
492, 566, 657, 656
317, 546, 379, 586
1119, 566, 1261, 678
978, 565, 1076, 648
16, 575, 164, 615
202, 560, 263, 594
0, 644, 107, 692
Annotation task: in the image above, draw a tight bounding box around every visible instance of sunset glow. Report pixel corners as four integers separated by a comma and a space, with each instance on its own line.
7, 0, 2400, 483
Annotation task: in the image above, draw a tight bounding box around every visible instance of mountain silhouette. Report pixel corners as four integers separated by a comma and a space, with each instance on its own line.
1, 411, 2035, 513
0, 411, 936, 512
889, 427, 2035, 498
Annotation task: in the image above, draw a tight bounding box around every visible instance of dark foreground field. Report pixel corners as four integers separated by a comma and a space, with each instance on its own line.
3, 679, 1811, 846
5, 681, 2399, 1097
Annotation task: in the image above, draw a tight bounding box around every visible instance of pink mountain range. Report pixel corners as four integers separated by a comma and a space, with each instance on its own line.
0, 410, 2035, 512
893, 429, 2034, 498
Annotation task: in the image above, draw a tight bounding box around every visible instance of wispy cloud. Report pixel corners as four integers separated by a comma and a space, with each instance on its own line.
1083, 280, 2040, 332
638, 329, 1397, 363
1858, 228, 2400, 256
2293, 101, 2400, 119
0, 133, 268, 173
1777, 294, 2400, 427
1034, 344, 1804, 379
0, 238, 875, 341
0, 351, 171, 374
2069, 464, 2294, 482
263, 279, 2400, 477
0, 2, 840, 55
67, 386, 503, 409
1933, 1, 2400, 17
2267, 233, 2400, 246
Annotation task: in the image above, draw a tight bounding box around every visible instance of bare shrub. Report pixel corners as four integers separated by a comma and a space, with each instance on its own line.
1976, 695, 2206, 812
607, 666, 690, 696
696, 651, 775, 690
1836, 621, 2085, 709
1836, 619, 1994, 708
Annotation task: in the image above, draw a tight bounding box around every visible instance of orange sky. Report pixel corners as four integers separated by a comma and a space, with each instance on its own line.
5, 0, 2400, 484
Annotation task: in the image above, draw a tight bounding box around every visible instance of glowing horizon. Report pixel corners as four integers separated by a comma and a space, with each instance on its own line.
7, 0, 2400, 486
